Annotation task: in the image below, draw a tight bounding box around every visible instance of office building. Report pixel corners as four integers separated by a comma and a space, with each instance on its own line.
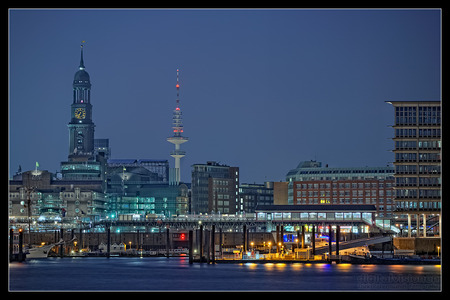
239, 182, 274, 213
191, 161, 239, 214
386, 100, 441, 237
285, 161, 395, 230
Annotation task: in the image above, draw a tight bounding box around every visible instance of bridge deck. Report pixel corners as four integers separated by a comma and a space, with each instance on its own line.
314, 236, 392, 254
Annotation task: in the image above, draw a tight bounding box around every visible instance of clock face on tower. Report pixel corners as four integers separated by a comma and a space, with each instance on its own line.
74, 108, 86, 119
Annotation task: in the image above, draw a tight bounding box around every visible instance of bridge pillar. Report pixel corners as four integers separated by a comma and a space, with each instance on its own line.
211, 225, 215, 263
219, 227, 223, 259
416, 214, 420, 237
189, 230, 193, 264
199, 225, 203, 262
106, 227, 111, 258
205, 229, 210, 264
60, 228, 64, 258
407, 214, 411, 237
423, 214, 427, 237
243, 224, 247, 252
336, 225, 340, 256
328, 225, 332, 261
311, 225, 315, 256
301, 225, 305, 249
9, 229, 13, 262
276, 225, 280, 253
166, 227, 170, 258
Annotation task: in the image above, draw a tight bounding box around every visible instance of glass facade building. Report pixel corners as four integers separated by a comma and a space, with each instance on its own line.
105, 159, 183, 217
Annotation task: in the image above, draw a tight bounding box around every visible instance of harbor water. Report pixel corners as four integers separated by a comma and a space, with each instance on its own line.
9, 257, 441, 291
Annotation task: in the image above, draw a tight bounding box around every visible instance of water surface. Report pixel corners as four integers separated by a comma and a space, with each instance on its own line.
9, 257, 441, 291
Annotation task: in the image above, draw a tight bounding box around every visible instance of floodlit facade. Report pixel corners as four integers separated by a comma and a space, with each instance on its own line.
285, 161, 396, 231
9, 170, 107, 228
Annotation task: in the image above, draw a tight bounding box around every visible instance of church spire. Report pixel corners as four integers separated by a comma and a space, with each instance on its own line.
79, 41, 86, 70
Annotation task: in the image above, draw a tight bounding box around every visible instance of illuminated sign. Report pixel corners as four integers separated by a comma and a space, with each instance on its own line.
172, 232, 188, 241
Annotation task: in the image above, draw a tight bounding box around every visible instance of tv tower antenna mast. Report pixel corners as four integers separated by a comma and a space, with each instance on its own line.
167, 69, 188, 185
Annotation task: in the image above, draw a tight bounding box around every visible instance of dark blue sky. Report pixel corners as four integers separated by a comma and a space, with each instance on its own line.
9, 9, 441, 183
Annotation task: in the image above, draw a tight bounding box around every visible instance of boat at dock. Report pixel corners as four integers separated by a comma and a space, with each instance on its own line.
25, 237, 77, 259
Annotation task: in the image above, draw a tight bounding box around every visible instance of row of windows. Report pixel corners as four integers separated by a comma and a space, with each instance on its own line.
395, 106, 441, 125
395, 116, 441, 125
395, 165, 441, 174
293, 176, 394, 181
395, 153, 441, 162
396, 189, 441, 198
297, 169, 391, 175
395, 177, 441, 186
296, 198, 393, 205
396, 201, 441, 209
259, 212, 373, 221
212, 179, 231, 186
296, 182, 392, 189
8, 192, 95, 199
297, 190, 392, 197
395, 140, 442, 149
395, 129, 441, 137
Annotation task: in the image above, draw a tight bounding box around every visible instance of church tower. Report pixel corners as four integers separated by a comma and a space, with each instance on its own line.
68, 43, 95, 161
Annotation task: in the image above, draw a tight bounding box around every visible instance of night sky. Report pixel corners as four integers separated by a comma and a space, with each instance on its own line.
9, 9, 441, 184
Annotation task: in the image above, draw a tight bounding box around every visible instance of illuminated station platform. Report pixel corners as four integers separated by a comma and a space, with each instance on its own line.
254, 204, 377, 233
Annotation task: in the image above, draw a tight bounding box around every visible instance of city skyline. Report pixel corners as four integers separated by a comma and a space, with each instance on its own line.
9, 9, 441, 183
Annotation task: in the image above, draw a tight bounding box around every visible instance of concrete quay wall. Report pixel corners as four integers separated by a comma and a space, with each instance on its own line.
393, 237, 441, 254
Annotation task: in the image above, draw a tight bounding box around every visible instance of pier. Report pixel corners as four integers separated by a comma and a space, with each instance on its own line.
9, 205, 440, 264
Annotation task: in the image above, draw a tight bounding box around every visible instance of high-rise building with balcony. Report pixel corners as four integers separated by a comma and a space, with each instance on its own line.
386, 100, 441, 237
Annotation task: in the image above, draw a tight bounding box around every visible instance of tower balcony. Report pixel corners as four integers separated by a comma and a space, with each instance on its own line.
167, 136, 189, 145
170, 149, 186, 157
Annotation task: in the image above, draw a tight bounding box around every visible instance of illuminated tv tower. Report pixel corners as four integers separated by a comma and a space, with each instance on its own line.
167, 69, 188, 185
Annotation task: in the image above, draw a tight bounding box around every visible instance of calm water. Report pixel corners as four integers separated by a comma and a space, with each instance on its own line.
9, 257, 441, 291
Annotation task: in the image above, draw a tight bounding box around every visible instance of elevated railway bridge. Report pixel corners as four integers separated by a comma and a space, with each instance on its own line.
90, 204, 380, 233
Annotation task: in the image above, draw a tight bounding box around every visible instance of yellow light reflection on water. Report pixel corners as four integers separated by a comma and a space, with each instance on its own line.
360, 264, 377, 272
245, 263, 258, 270
315, 263, 330, 269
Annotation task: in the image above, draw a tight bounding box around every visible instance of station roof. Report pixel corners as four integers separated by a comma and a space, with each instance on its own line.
255, 204, 376, 212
